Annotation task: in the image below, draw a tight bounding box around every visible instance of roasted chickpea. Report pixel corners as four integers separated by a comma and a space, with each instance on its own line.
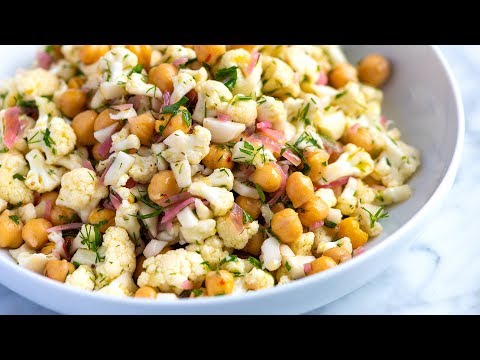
236, 196, 262, 220
358, 54, 391, 88
57, 88, 87, 118
22, 218, 52, 250
135, 286, 157, 299
126, 45, 153, 69
286, 172, 315, 208
40, 242, 55, 255
205, 270, 234, 296
133, 255, 146, 282
72, 110, 97, 146
298, 196, 329, 228
305, 150, 329, 182
155, 107, 191, 138
67, 76, 86, 89
38, 191, 59, 205
94, 108, 121, 131
329, 63, 358, 89
251, 163, 283, 193
323, 247, 352, 264
307, 256, 337, 275
271, 203, 285, 214
50, 205, 79, 226
148, 64, 178, 93
129, 112, 156, 145
0, 211, 24, 249
78, 45, 110, 65
342, 126, 380, 157
201, 144, 233, 170
271, 208, 303, 244
148, 171, 180, 205
337, 217, 369, 249
194, 45, 227, 65
243, 231, 265, 257
43, 259, 75, 282
91, 142, 109, 161
88, 208, 115, 233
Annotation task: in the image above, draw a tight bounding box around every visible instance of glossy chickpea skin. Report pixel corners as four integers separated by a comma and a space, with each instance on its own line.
0, 211, 24, 249
358, 54, 391, 88
148, 64, 178, 93
67, 76, 86, 89
307, 256, 337, 275
155, 108, 191, 138
201, 144, 233, 170
78, 45, 110, 65
271, 208, 303, 244
236, 196, 262, 219
298, 196, 329, 228
205, 270, 234, 296
148, 171, 180, 205
329, 63, 358, 89
50, 206, 78, 226
194, 45, 227, 65
38, 191, 59, 205
135, 286, 157, 299
243, 232, 265, 257
342, 126, 380, 157
337, 217, 369, 249
129, 112, 156, 145
57, 89, 87, 118
94, 109, 121, 131
271, 203, 285, 214
251, 162, 283, 193
323, 247, 352, 264
286, 172, 315, 208
88, 208, 115, 233
22, 218, 52, 250
305, 150, 329, 182
40, 242, 55, 255
72, 110, 97, 146
43, 259, 75, 283
126, 45, 153, 69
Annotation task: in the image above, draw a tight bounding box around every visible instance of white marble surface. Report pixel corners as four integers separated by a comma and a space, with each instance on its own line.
0, 45, 475, 315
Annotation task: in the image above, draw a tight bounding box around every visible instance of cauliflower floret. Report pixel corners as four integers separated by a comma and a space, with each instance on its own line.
332, 82, 368, 117
162, 126, 211, 165
17, 252, 55, 274
315, 188, 337, 208
16, 203, 36, 223
179, 67, 208, 83
327, 208, 343, 225
201, 117, 246, 144
220, 255, 246, 274
373, 185, 412, 206
26, 116, 76, 164
290, 125, 324, 152
24, 149, 66, 193
157, 222, 181, 243
103, 151, 136, 187
322, 144, 374, 183
195, 198, 213, 220
312, 227, 333, 253
192, 80, 233, 123
278, 275, 291, 285
0, 150, 34, 205
222, 95, 257, 127
244, 268, 274, 291
336, 177, 358, 216
126, 72, 163, 99
232, 141, 276, 168
199, 168, 234, 191
356, 179, 376, 205
99, 48, 137, 96
97, 272, 138, 297
186, 235, 229, 267
233, 180, 260, 199
256, 95, 287, 131
162, 45, 196, 64
110, 127, 141, 153
320, 45, 348, 65
128, 153, 157, 184
355, 204, 384, 237
53, 147, 88, 170
114, 200, 141, 241
56, 168, 108, 222
151, 143, 169, 171
290, 232, 315, 256
170, 72, 196, 104
188, 181, 234, 217
279, 253, 316, 280
95, 226, 136, 288
274, 46, 322, 83
15, 68, 59, 100
317, 237, 353, 255
180, 219, 217, 244
313, 108, 347, 141
65, 265, 96, 291
0, 199, 7, 213
171, 159, 192, 188
216, 215, 259, 249
9, 243, 34, 261
261, 56, 300, 99
137, 248, 207, 295
260, 237, 282, 271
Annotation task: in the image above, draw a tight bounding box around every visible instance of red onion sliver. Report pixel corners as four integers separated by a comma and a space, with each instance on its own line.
125, 178, 137, 188
172, 57, 188, 66
82, 160, 95, 171
316, 72, 328, 86
103, 198, 115, 210
380, 116, 388, 128
97, 137, 113, 158
267, 163, 288, 205
3, 107, 21, 149
160, 197, 196, 224
258, 127, 286, 143
44, 200, 52, 221
349, 123, 360, 134
160, 91, 171, 111
181, 280, 194, 290
111, 103, 133, 111
47, 223, 84, 233
256, 121, 272, 129
110, 193, 122, 210
246, 50, 260, 75
316, 176, 350, 189
304, 263, 312, 274
353, 246, 366, 256
37, 51, 53, 70
157, 192, 192, 207
309, 221, 324, 231
230, 203, 245, 232
217, 113, 231, 122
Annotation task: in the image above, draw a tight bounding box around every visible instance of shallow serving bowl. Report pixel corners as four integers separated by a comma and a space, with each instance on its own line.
0, 45, 464, 314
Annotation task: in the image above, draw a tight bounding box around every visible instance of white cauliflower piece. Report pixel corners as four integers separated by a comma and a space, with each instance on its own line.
321, 45, 348, 65
186, 235, 229, 267
261, 56, 300, 99
314, 109, 347, 141
151, 143, 169, 171
373, 185, 412, 206
17, 252, 55, 274
65, 265, 96, 291
216, 215, 259, 249
53, 147, 88, 170
315, 188, 337, 208
97, 272, 138, 297
171, 159, 192, 188
162, 45, 196, 63
355, 204, 384, 237
256, 95, 287, 131
278, 275, 291, 285
233, 180, 260, 199
137, 248, 207, 295
203, 117, 246, 144
103, 151, 136, 187
244, 268, 274, 291
110, 127, 141, 153
128, 153, 157, 184
317, 237, 353, 254
290, 125, 324, 152
322, 144, 374, 183
98, 48, 137, 99
162, 126, 211, 165
200, 168, 234, 191
222, 95, 257, 127
56, 168, 108, 222
260, 237, 282, 271
332, 82, 368, 117
195, 198, 213, 220
220, 255, 246, 274
290, 232, 315, 256
188, 181, 234, 216
280, 254, 316, 280
157, 222, 181, 243
9, 243, 34, 261
16, 203, 36, 223
232, 141, 275, 168
15, 68, 59, 100
179, 67, 208, 83
0, 150, 34, 205
114, 200, 141, 241
24, 149, 66, 193
336, 177, 358, 216
180, 219, 217, 244
0, 199, 7, 213
192, 80, 233, 123
95, 226, 136, 288
327, 208, 343, 225
126, 72, 162, 99
170, 72, 196, 104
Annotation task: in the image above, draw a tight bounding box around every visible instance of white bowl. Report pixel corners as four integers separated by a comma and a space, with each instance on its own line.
0, 45, 464, 314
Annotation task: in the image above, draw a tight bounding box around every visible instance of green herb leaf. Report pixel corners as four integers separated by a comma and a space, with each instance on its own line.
324, 220, 337, 229
248, 256, 262, 269
362, 206, 389, 228
192, 289, 203, 297
255, 184, 266, 204
231, 94, 252, 105
130, 64, 143, 75
219, 255, 238, 266
285, 261, 292, 272
161, 96, 188, 115
201, 261, 212, 270
13, 173, 25, 181
42, 128, 56, 153
9, 215, 20, 225
242, 211, 254, 224
214, 66, 238, 91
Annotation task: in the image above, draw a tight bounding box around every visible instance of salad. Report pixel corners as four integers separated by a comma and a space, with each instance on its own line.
0, 45, 419, 299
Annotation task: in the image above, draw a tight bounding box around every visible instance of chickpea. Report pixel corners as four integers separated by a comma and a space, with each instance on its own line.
298, 196, 329, 228
342, 126, 380, 157
67, 76, 86, 89
358, 54, 391, 88
271, 203, 285, 214
148, 171, 180, 205
194, 45, 227, 65
40, 242, 55, 255
38, 191, 59, 205
43, 259, 75, 282
337, 217, 369, 249
50, 205, 79, 226
155, 108, 191, 138
148, 64, 178, 93
92, 142, 109, 161
78, 45, 110, 65
329, 63, 358, 89
126, 45, 153, 69
323, 247, 352, 264
305, 150, 329, 182
286, 172, 315, 208
201, 144, 233, 170
243, 231, 265, 257
135, 286, 157, 299
129, 112, 156, 145
307, 256, 337, 275
0, 211, 24, 249
94, 108, 121, 132
133, 255, 146, 282
271, 208, 303, 244
57, 89, 87, 118
251, 163, 283, 193
22, 218, 52, 250
72, 110, 97, 146
205, 270, 234, 296
236, 196, 262, 220
88, 208, 115, 233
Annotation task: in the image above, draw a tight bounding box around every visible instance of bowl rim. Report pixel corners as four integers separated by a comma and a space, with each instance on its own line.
0, 45, 465, 310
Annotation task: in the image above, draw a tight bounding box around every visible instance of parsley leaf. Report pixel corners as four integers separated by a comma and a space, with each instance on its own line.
214, 66, 238, 91
160, 96, 192, 127
9, 215, 20, 225
285, 261, 292, 272
242, 211, 254, 224
13, 173, 25, 181
324, 220, 337, 229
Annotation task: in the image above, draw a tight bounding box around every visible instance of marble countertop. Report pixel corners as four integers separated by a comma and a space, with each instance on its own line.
0, 45, 475, 315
